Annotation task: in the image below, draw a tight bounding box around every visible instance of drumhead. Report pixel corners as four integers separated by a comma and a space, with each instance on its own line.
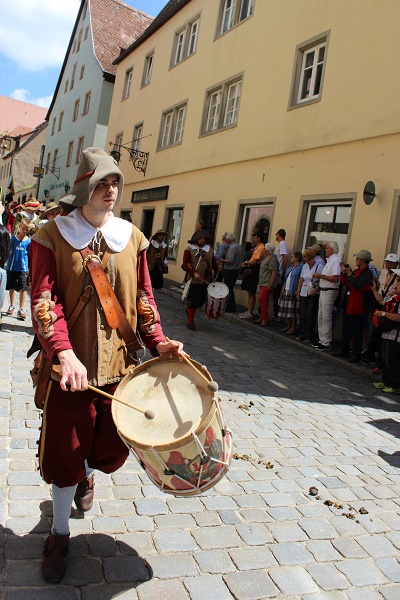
207, 282, 229, 299
112, 356, 215, 449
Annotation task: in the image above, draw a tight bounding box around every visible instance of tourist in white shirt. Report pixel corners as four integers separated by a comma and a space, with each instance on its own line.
312, 241, 341, 351
273, 228, 289, 320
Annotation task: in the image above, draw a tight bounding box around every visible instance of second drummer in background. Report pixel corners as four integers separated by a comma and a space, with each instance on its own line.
182, 229, 219, 331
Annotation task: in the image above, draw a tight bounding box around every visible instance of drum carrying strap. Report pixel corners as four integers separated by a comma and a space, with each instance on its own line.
80, 246, 144, 359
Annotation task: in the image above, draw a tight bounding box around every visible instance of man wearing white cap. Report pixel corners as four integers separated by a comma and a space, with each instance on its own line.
378, 253, 399, 298
30, 148, 185, 583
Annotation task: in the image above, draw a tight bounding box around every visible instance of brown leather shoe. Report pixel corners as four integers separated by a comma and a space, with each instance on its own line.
74, 474, 94, 512
42, 533, 69, 583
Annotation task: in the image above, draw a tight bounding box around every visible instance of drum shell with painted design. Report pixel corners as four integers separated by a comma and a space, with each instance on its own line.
111, 356, 233, 496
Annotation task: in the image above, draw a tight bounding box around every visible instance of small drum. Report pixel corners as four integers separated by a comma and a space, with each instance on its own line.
205, 282, 229, 320
112, 356, 233, 496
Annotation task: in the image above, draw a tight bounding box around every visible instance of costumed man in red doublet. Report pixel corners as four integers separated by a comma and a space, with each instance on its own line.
181, 230, 218, 330
30, 147, 185, 583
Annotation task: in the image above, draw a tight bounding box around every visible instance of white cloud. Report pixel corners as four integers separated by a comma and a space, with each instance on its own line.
10, 88, 53, 108
0, 0, 80, 71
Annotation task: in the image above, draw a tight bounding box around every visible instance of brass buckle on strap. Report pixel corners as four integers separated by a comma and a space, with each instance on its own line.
83, 254, 102, 272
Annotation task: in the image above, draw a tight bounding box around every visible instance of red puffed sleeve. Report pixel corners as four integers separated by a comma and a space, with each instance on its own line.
30, 240, 72, 362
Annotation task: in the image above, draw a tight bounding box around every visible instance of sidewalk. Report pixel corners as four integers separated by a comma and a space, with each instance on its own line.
1, 292, 400, 599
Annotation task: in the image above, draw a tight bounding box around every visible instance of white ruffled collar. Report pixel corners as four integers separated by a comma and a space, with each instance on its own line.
189, 244, 210, 252
151, 239, 167, 249
55, 209, 132, 251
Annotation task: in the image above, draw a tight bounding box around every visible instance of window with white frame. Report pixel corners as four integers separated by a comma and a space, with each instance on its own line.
73, 99, 80, 121
166, 208, 183, 260
142, 53, 154, 86
46, 152, 51, 174
82, 1, 87, 19
53, 149, 58, 170
202, 75, 243, 134
239, 204, 273, 248
172, 16, 200, 66
64, 79, 69, 93
80, 65, 85, 80
132, 124, 143, 152
66, 141, 74, 167
83, 91, 91, 115
58, 112, 64, 132
122, 67, 133, 100
289, 33, 329, 108
218, 0, 254, 36
158, 102, 187, 149
84, 26, 89, 40
76, 136, 84, 163
51, 117, 56, 136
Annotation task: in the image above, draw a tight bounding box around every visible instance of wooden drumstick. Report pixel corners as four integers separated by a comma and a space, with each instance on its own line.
87, 384, 155, 419
165, 338, 219, 393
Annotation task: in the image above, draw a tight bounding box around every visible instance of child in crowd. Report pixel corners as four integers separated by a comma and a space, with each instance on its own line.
6, 218, 32, 320
0, 225, 12, 329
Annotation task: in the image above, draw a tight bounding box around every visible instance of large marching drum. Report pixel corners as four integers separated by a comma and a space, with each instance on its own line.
111, 356, 233, 496
205, 282, 229, 320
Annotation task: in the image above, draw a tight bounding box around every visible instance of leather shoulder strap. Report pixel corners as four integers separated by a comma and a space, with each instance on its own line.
80, 247, 143, 356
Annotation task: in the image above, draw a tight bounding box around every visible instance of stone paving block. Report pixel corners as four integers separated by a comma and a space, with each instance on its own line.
191, 524, 242, 550
355, 535, 398, 558
387, 531, 400, 549
137, 579, 188, 600
378, 584, 400, 600
306, 539, 342, 562
87, 533, 118, 557
61, 557, 103, 586
8, 471, 42, 486
328, 516, 366, 537
269, 565, 319, 595
335, 558, 388, 586
6, 517, 49, 536
200, 496, 238, 510
111, 472, 141, 485
117, 532, 156, 556
194, 549, 236, 574
226, 469, 252, 482
6, 588, 80, 600
347, 589, 384, 600
213, 481, 245, 495
239, 508, 271, 523
218, 509, 241, 525
92, 517, 126, 534
193, 510, 221, 527
267, 506, 302, 521
166, 497, 203, 513
306, 562, 350, 590
224, 570, 278, 599
184, 574, 233, 600
123, 515, 154, 532
5, 534, 44, 559
140, 484, 168, 498
298, 518, 337, 539
4, 559, 46, 586
269, 522, 308, 543
103, 555, 151, 583
261, 492, 295, 507
113, 485, 142, 500
134, 498, 168, 516
154, 513, 196, 529
68, 518, 94, 535
229, 546, 276, 570
235, 522, 272, 545
8, 500, 45, 518
231, 494, 267, 508
82, 584, 138, 600
375, 557, 400, 583
150, 553, 198, 578
99, 500, 135, 516
270, 542, 315, 565
241, 481, 276, 494
152, 529, 197, 553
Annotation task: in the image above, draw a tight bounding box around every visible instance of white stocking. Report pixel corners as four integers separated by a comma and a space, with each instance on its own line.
51, 483, 77, 535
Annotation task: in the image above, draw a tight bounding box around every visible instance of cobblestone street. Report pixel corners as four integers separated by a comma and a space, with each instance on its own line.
1, 289, 400, 599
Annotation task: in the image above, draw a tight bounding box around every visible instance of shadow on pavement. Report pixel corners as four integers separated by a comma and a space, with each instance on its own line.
0, 501, 153, 594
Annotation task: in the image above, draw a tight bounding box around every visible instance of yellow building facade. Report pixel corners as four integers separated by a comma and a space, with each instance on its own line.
107, 0, 400, 290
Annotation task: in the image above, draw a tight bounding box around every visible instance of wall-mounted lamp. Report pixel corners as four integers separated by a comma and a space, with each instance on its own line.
43, 189, 49, 198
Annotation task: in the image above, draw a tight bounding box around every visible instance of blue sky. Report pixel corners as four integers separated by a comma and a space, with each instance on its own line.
0, 0, 167, 108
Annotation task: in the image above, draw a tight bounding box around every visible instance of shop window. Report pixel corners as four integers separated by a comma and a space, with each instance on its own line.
166, 208, 183, 261
303, 201, 352, 258
239, 204, 273, 247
